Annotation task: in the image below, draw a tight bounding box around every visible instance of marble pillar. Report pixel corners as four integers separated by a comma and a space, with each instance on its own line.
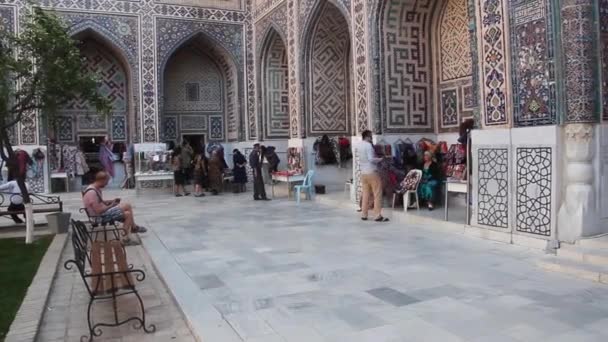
557, 0, 601, 242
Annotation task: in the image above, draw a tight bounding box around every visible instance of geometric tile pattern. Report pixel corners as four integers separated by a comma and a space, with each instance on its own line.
441, 89, 459, 127
436, 0, 474, 131
561, 0, 598, 123
307, 2, 351, 135
180, 115, 208, 130
477, 148, 508, 228
111, 115, 127, 141
163, 48, 224, 113
77, 114, 107, 131
602, 0, 608, 121
57, 116, 74, 143
255, 2, 287, 55
352, 0, 370, 133
163, 116, 178, 140
65, 40, 128, 113
1, 6, 18, 145
440, 0, 473, 81
287, 0, 301, 138
381, 0, 432, 132
210, 115, 224, 140
261, 30, 290, 139
477, 0, 509, 126
510, 0, 556, 127
516, 147, 552, 236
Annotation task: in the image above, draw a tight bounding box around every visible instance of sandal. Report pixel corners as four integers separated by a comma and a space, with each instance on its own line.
361, 217, 368, 221
133, 225, 148, 233
175, 194, 183, 197
374, 216, 389, 222
122, 238, 140, 246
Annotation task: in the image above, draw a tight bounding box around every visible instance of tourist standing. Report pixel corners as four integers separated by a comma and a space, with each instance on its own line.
359, 130, 388, 222
249, 144, 270, 201
208, 150, 224, 195
99, 135, 115, 179
232, 149, 247, 193
192, 151, 207, 197
181, 140, 194, 184
172, 146, 189, 197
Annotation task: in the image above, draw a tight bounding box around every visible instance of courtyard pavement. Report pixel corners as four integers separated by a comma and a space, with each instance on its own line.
61, 188, 608, 342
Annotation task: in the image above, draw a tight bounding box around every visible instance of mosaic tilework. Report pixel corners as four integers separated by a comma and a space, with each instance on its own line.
561, 0, 597, 123
254, 2, 287, 54
440, 0, 472, 81
261, 30, 290, 139
57, 116, 74, 143
602, 0, 608, 121
163, 48, 224, 113
477, 148, 508, 228
65, 39, 128, 112
163, 116, 178, 140
77, 115, 107, 131
0, 5, 15, 36
381, 0, 432, 132
307, 2, 351, 135
18, 2, 37, 144
245, 0, 257, 140
441, 89, 459, 127
210, 115, 224, 140
353, 0, 370, 133
516, 147, 552, 236
477, 0, 509, 126
254, 0, 285, 19
141, 0, 159, 142
436, 0, 474, 130
510, 0, 556, 127
111, 115, 127, 141
466, 0, 481, 123
287, 0, 301, 138
180, 115, 208, 130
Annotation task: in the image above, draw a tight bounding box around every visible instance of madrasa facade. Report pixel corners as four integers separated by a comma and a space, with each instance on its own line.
0, 0, 607, 244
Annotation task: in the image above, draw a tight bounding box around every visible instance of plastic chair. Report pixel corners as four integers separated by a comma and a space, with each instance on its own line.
295, 170, 315, 204
392, 169, 422, 211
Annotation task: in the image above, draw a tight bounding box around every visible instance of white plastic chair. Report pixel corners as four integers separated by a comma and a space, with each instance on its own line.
392, 169, 422, 211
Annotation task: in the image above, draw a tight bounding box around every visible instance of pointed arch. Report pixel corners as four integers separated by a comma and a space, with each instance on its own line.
259, 27, 290, 140
301, 0, 353, 136
160, 32, 241, 142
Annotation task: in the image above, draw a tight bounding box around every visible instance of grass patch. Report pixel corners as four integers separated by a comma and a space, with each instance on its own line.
0, 235, 53, 341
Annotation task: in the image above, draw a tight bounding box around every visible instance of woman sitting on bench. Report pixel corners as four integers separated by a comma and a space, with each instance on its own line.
82, 171, 147, 246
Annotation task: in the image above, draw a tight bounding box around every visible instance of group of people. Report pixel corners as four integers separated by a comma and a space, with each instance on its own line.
170, 141, 248, 197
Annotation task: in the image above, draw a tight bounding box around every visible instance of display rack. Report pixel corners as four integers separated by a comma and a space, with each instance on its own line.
133, 143, 173, 192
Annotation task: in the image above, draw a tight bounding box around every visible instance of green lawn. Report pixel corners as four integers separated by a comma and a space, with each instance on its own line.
0, 235, 53, 341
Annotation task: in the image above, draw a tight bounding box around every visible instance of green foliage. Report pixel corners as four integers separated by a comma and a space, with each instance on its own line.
0, 6, 111, 130
0, 235, 53, 341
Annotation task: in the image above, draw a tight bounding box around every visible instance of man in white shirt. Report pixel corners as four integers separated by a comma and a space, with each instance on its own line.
359, 130, 389, 222
0, 179, 30, 224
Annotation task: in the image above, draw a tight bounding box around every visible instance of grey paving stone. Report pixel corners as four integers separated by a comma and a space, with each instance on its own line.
366, 287, 420, 307
193, 274, 225, 290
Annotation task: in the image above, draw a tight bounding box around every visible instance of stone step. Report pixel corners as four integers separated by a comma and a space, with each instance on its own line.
557, 245, 608, 267
576, 235, 608, 250
536, 255, 608, 284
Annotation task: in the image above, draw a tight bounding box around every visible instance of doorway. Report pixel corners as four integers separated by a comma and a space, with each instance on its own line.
182, 134, 206, 155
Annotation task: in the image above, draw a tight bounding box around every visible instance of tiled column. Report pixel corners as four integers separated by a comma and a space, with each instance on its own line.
557, 0, 601, 241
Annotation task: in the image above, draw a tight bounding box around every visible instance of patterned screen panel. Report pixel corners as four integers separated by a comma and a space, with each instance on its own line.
477, 148, 509, 228
308, 2, 351, 136
515, 147, 552, 236
262, 30, 290, 139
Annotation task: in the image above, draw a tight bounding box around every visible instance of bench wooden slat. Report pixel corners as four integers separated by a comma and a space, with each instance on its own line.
111, 242, 133, 290
90, 242, 104, 294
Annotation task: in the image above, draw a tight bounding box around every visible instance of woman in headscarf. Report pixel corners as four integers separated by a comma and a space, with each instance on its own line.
192, 151, 208, 197
207, 150, 224, 195
98, 135, 115, 178
418, 151, 441, 210
232, 149, 247, 193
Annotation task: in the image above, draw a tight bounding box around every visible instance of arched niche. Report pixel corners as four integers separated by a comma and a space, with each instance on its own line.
259, 28, 290, 140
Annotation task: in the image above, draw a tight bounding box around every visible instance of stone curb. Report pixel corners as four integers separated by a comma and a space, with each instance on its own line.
4, 233, 68, 342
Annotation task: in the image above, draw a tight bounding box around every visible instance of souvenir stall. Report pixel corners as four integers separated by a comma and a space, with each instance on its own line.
133, 143, 173, 192
0, 146, 50, 194
309, 135, 353, 194
271, 147, 306, 198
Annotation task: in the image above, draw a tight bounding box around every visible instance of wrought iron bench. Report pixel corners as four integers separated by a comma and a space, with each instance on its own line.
79, 208, 127, 242
65, 220, 155, 341
0, 192, 62, 218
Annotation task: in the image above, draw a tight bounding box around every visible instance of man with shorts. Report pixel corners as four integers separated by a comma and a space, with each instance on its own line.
83, 171, 147, 245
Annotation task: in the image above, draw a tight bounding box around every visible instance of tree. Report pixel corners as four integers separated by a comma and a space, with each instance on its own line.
0, 6, 110, 242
